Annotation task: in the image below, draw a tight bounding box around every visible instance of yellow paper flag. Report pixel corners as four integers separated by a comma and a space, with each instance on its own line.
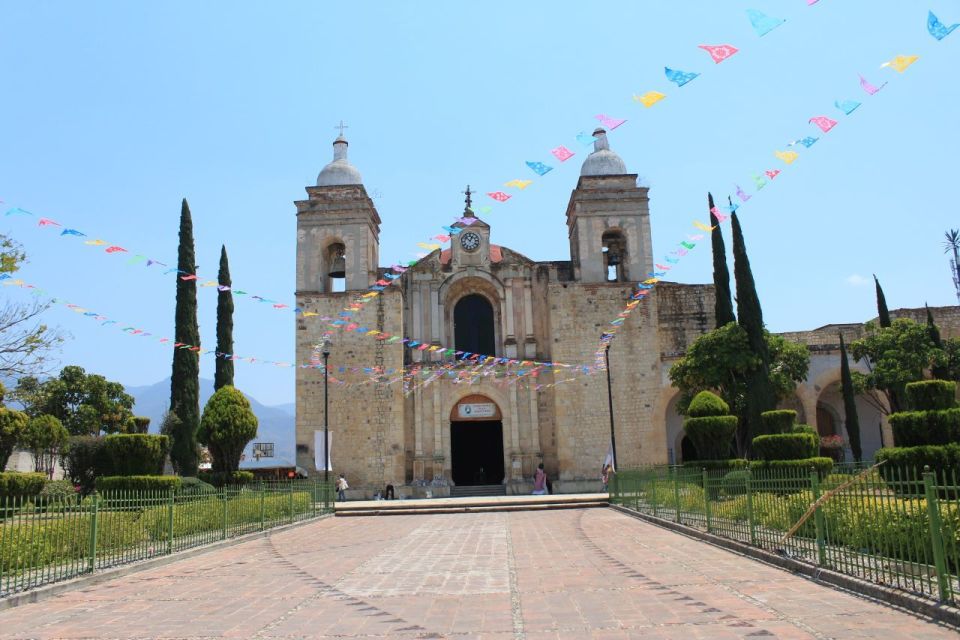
774, 150, 799, 165
417, 242, 441, 251
693, 221, 717, 232
504, 179, 533, 190
881, 55, 919, 72
633, 91, 666, 108
84, 239, 107, 246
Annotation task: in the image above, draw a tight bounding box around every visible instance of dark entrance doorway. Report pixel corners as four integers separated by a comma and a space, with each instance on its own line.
450, 421, 504, 486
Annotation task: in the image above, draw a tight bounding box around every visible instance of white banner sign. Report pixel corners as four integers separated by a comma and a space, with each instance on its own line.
314, 430, 332, 471
458, 403, 497, 419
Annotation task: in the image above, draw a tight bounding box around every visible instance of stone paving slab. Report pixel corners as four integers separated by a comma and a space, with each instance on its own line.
0, 508, 955, 639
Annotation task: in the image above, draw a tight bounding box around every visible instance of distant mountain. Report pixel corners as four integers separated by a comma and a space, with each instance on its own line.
126, 378, 294, 464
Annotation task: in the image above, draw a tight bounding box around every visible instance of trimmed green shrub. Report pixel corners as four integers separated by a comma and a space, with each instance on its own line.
759, 410, 796, 435
682, 458, 749, 471
179, 477, 217, 494
103, 434, 170, 476
750, 457, 835, 477
687, 391, 730, 418
198, 470, 255, 487
39, 480, 78, 503
752, 433, 818, 461
889, 409, 960, 447
62, 436, 112, 495
876, 443, 960, 483
199, 386, 258, 473
683, 415, 738, 461
0, 472, 47, 499
905, 380, 957, 411
721, 469, 751, 496
96, 475, 182, 493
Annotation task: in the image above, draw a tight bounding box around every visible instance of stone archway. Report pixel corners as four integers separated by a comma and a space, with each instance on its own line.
449, 394, 506, 486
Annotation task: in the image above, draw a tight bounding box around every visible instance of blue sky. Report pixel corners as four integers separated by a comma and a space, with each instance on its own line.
1, 2, 957, 406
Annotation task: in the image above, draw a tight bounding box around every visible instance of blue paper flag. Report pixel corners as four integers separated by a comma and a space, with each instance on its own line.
60, 229, 85, 237
746, 9, 785, 37
576, 131, 597, 146
664, 66, 700, 87
794, 136, 819, 148
4, 207, 32, 216
928, 10, 959, 40
835, 99, 862, 115
525, 161, 554, 176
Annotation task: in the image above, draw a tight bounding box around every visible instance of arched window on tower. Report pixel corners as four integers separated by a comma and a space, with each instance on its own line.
454, 294, 495, 356
601, 231, 627, 282
327, 242, 346, 293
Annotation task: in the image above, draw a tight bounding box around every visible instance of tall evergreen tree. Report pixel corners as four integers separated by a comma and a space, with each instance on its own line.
214, 245, 234, 391
839, 333, 862, 462
926, 304, 950, 379
169, 198, 201, 475
731, 213, 777, 447
873, 274, 892, 327
709, 193, 735, 328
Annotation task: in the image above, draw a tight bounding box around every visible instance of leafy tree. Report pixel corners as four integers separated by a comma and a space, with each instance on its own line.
839, 334, 862, 462
12, 365, 134, 436
22, 414, 69, 477
731, 213, 778, 451
62, 436, 110, 495
198, 386, 258, 473
0, 235, 64, 378
0, 407, 29, 469
708, 193, 735, 328
849, 318, 960, 415
669, 323, 809, 454
214, 245, 234, 391
926, 305, 951, 380
170, 198, 201, 475
124, 416, 151, 434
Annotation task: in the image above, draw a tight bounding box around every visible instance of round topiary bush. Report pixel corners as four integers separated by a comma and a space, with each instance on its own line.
684, 416, 738, 461
752, 433, 819, 461
687, 391, 730, 418
905, 380, 957, 412
760, 410, 797, 435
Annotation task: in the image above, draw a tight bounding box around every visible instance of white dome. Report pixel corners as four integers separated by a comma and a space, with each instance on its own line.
580, 128, 628, 176
317, 136, 363, 186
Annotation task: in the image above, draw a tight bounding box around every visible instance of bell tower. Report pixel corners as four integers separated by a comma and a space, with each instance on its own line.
296, 129, 381, 294
565, 128, 652, 284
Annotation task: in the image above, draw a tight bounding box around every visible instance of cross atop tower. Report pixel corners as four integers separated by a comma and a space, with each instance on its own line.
462, 185, 474, 217
334, 120, 349, 137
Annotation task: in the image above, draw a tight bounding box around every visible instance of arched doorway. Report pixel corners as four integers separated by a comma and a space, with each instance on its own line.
454, 294, 495, 355
450, 395, 505, 486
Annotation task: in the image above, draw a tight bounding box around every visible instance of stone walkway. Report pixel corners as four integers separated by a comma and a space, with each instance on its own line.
0, 509, 953, 639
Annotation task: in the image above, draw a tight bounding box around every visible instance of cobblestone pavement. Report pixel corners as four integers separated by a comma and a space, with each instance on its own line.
0, 508, 954, 639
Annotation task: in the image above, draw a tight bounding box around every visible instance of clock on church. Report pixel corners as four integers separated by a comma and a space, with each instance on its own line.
460, 231, 481, 252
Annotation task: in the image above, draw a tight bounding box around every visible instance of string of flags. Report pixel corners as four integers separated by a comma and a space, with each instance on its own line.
595, 8, 952, 363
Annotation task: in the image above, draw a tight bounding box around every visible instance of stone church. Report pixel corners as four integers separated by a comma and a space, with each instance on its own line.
293, 129, 958, 497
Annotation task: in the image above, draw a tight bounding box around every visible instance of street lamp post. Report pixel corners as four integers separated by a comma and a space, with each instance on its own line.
322, 338, 331, 483
604, 343, 618, 471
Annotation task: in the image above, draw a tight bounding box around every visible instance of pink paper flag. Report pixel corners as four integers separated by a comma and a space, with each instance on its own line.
551, 146, 575, 162
765, 169, 781, 180
858, 73, 886, 96
698, 44, 739, 64
809, 116, 838, 133
180, 274, 199, 281
487, 191, 511, 202
38, 218, 62, 227
105, 246, 127, 254
594, 114, 626, 130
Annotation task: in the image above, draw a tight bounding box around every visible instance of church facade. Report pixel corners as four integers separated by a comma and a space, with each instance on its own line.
293, 129, 957, 496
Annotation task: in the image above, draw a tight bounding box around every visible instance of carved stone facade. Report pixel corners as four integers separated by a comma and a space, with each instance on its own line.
294, 131, 960, 495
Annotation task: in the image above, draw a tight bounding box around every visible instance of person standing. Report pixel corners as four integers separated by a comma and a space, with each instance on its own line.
601, 464, 611, 492
532, 463, 548, 495
336, 473, 348, 501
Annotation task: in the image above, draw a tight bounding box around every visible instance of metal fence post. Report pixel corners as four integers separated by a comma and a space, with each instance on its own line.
673, 468, 682, 524
703, 469, 712, 533
259, 482, 266, 531
288, 481, 294, 524
167, 488, 175, 554
745, 469, 757, 546
87, 494, 99, 573
221, 487, 228, 541
923, 468, 951, 602
810, 470, 827, 566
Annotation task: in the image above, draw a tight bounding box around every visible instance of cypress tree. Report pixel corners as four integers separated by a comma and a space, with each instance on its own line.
839, 333, 862, 462
709, 193, 735, 328
214, 245, 234, 391
873, 274, 891, 327
169, 198, 201, 476
731, 212, 777, 447
927, 304, 950, 379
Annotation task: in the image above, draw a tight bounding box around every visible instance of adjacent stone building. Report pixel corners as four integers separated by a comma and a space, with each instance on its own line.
294, 130, 960, 497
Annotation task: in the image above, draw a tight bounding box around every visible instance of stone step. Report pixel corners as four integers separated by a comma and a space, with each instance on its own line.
449, 484, 507, 498
335, 492, 609, 517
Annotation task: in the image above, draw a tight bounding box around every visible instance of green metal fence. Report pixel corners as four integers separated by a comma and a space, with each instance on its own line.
0, 480, 333, 598
610, 463, 960, 605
